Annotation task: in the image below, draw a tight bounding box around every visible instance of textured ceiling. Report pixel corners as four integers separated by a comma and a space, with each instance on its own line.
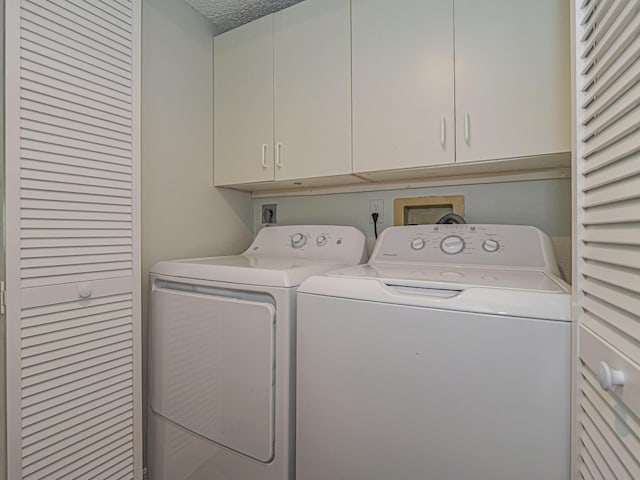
185, 0, 306, 34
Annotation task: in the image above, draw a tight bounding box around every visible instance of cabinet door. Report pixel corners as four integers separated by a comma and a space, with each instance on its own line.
455, 0, 570, 163
352, 0, 455, 173
214, 15, 274, 185
273, 0, 351, 181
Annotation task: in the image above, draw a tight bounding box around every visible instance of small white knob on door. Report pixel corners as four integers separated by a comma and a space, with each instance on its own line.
78, 286, 93, 299
597, 361, 625, 391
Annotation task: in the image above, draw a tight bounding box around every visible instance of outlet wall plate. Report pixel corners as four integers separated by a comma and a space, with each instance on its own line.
369, 199, 384, 223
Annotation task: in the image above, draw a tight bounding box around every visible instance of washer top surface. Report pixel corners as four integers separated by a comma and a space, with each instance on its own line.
331, 263, 565, 293
299, 225, 570, 321
150, 225, 367, 288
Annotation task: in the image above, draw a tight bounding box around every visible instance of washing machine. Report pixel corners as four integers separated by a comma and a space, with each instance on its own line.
296, 224, 571, 480
148, 225, 367, 480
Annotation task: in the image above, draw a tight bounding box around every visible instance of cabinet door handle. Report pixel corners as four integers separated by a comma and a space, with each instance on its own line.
440, 116, 446, 149
276, 142, 283, 168
261, 144, 269, 168
464, 112, 471, 145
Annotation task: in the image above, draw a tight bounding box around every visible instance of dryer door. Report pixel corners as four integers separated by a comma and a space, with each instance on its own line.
150, 285, 276, 462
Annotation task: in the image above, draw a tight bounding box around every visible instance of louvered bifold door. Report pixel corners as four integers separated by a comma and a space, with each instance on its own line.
574, 1, 640, 479
4, 1, 142, 479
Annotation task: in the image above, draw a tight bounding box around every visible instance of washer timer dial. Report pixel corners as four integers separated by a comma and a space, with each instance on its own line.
291, 233, 307, 249
440, 235, 465, 255
482, 239, 500, 253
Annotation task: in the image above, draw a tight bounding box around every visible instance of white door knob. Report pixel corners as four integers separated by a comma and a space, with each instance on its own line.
597, 361, 624, 391
78, 286, 93, 299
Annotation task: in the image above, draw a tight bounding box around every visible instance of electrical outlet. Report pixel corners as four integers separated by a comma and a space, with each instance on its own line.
369, 199, 384, 224
262, 204, 277, 224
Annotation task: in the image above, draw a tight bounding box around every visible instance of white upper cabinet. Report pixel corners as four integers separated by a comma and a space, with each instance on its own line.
454, 0, 570, 163
214, 0, 351, 186
214, 16, 274, 185
353, 0, 570, 174
215, 0, 571, 190
352, 0, 455, 173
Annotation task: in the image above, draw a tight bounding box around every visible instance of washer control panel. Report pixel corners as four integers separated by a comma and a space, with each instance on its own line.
245, 225, 368, 264
372, 224, 555, 271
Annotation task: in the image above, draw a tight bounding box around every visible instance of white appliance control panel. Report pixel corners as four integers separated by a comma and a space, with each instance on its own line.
246, 225, 368, 263
372, 224, 558, 273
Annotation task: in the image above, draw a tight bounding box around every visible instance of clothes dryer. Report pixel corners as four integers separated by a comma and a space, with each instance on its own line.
296, 224, 571, 480
149, 225, 367, 480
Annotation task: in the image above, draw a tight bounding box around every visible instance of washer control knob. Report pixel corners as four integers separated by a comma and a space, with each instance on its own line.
316, 235, 328, 246
410, 238, 425, 250
440, 235, 465, 255
482, 239, 500, 253
291, 233, 307, 249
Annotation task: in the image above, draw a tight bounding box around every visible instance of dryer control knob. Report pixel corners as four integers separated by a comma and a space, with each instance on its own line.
316, 235, 328, 246
410, 238, 425, 250
440, 235, 465, 255
291, 233, 307, 249
482, 239, 500, 252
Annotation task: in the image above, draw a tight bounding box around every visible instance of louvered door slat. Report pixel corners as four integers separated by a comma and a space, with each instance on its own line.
582, 197, 640, 224
22, 1, 132, 57
23, 423, 133, 476
21, 180, 131, 199
582, 107, 640, 158
582, 244, 640, 268
21, 169, 132, 190
62, 446, 133, 480
575, 0, 640, 477
21, 158, 132, 181
581, 0, 617, 59
20, 7, 132, 67
22, 98, 132, 136
583, 80, 640, 141
581, 428, 614, 479
583, 174, 640, 207
80, 0, 132, 26
23, 377, 133, 427
582, 51, 640, 123
20, 17, 131, 75
20, 27, 131, 82
584, 153, 640, 190
583, 261, 640, 293
580, 462, 596, 480
22, 85, 132, 126
62, 0, 132, 35
21, 81, 130, 126
21, 42, 132, 96
581, 2, 640, 78
22, 110, 132, 144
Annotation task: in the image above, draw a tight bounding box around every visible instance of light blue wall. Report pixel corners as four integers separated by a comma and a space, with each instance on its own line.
253, 178, 571, 239
253, 178, 572, 278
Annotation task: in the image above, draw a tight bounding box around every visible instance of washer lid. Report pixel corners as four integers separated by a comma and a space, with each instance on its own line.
330, 264, 567, 293
151, 255, 349, 287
